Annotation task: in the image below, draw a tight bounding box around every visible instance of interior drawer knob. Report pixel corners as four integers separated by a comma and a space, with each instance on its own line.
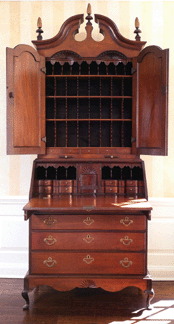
44, 235, 57, 246
83, 255, 94, 264
83, 217, 94, 226
43, 257, 57, 268
120, 216, 133, 227
120, 236, 133, 246
119, 257, 133, 268
83, 234, 94, 244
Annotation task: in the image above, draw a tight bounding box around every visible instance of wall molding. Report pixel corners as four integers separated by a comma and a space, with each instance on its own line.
0, 196, 174, 280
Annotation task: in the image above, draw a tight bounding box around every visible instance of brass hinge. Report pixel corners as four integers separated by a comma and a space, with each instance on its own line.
41, 136, 46, 142
41, 67, 46, 74
131, 137, 136, 143
162, 86, 167, 94
131, 67, 137, 75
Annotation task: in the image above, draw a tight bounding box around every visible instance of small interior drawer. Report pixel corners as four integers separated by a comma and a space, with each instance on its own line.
105, 187, 118, 193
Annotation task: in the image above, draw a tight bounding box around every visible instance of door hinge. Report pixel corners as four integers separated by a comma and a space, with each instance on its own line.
162, 86, 167, 94
41, 136, 46, 143
131, 137, 136, 143
131, 67, 137, 75
41, 67, 46, 74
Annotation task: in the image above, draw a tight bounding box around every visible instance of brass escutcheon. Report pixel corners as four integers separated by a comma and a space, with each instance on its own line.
43, 257, 57, 268
119, 257, 133, 268
83, 255, 94, 264
43, 216, 57, 226
83, 217, 94, 226
120, 236, 133, 246
44, 235, 57, 246
83, 234, 94, 244
120, 216, 133, 227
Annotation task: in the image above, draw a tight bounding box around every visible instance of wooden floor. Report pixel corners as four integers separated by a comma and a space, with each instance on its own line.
0, 279, 174, 324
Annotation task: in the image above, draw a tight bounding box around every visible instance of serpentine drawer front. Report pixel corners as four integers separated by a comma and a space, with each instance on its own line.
31, 232, 146, 251
30, 252, 146, 275
31, 214, 146, 231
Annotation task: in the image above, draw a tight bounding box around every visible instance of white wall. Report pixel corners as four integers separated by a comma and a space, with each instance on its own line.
0, 197, 173, 280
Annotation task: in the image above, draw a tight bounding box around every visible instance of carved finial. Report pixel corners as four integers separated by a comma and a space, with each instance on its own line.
36, 17, 43, 40
134, 17, 141, 41
87, 3, 92, 15
37, 17, 42, 28
85, 3, 93, 38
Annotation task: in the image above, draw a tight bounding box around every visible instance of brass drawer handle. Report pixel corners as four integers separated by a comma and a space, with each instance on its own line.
43, 216, 57, 226
83, 234, 94, 244
83, 255, 94, 264
44, 235, 57, 246
83, 217, 94, 226
120, 216, 133, 227
119, 257, 133, 268
120, 236, 133, 246
43, 257, 57, 268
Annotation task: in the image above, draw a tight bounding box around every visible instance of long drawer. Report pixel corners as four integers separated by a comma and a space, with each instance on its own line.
30, 252, 146, 275
31, 214, 146, 231
31, 232, 146, 251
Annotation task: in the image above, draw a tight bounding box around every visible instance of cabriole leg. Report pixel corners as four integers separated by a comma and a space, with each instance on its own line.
22, 290, 29, 310
145, 288, 155, 310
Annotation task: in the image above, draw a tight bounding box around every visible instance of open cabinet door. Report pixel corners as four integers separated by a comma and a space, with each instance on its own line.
132, 46, 169, 156
7, 45, 46, 154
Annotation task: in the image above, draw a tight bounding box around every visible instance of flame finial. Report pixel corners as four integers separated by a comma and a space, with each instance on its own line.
134, 17, 141, 41
36, 17, 43, 40
85, 3, 93, 38
87, 3, 92, 15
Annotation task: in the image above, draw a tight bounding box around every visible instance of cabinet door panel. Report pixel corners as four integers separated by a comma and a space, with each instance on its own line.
7, 45, 45, 154
133, 46, 168, 156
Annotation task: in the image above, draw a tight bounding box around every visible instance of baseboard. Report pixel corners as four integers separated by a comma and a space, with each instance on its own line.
0, 196, 174, 279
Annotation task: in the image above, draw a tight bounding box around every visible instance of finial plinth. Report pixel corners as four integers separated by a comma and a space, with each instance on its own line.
134, 17, 141, 41
36, 17, 43, 40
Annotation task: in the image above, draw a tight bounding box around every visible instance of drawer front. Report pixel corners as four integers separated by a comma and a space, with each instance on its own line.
37, 180, 53, 186
59, 186, 73, 194
105, 187, 118, 193
58, 180, 74, 186
31, 214, 146, 230
125, 187, 138, 194
37, 186, 52, 194
31, 232, 146, 251
31, 252, 145, 275
31, 214, 146, 231
105, 180, 118, 186
125, 180, 138, 187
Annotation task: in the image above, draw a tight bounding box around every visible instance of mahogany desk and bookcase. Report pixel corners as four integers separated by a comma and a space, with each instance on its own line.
6, 4, 168, 310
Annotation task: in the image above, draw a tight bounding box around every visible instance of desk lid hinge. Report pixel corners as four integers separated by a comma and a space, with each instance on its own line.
131, 67, 137, 75
41, 67, 46, 74
41, 136, 46, 143
131, 136, 136, 143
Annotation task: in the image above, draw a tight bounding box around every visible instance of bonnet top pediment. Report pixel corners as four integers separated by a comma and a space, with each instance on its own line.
32, 4, 146, 58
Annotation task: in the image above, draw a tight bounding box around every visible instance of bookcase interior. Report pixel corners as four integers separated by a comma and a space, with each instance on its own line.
46, 60, 133, 148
